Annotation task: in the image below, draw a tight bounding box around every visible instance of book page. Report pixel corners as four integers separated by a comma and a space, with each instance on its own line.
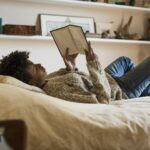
69, 26, 89, 54
51, 27, 78, 57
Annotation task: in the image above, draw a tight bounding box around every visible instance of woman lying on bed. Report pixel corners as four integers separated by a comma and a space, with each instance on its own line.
0, 42, 149, 104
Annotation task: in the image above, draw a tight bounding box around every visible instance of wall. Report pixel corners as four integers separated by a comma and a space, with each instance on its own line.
0, 0, 149, 73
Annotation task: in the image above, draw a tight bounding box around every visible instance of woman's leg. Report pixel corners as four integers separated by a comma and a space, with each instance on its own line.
105, 56, 135, 77
140, 85, 150, 97
116, 56, 150, 98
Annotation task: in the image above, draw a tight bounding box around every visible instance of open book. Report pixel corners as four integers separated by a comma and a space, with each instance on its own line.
50, 25, 89, 57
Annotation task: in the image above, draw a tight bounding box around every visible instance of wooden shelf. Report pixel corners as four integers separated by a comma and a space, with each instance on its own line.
0, 35, 150, 45
12, 0, 150, 13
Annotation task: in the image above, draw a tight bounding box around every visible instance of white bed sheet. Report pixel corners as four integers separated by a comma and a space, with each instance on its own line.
0, 83, 150, 150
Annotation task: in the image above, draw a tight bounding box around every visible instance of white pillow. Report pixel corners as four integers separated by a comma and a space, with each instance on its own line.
0, 75, 45, 94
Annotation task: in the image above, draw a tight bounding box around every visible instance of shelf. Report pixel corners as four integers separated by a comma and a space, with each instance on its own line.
88, 38, 150, 45
0, 35, 49, 41
0, 35, 150, 45
12, 0, 150, 13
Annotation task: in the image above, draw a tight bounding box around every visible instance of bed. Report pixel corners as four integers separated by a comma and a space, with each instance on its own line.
0, 76, 150, 150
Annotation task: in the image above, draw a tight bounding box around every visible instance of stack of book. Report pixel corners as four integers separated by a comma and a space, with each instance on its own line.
3, 25, 36, 36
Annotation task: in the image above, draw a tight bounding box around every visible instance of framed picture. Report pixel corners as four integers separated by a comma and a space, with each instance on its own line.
40, 14, 95, 36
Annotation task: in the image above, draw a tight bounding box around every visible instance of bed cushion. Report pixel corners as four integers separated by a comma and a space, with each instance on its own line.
0, 75, 45, 94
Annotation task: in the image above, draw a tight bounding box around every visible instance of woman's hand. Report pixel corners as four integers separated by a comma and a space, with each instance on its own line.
63, 48, 78, 71
84, 41, 96, 61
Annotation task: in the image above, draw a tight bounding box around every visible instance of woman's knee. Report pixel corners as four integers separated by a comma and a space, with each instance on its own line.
117, 56, 134, 66
118, 56, 132, 63
118, 56, 135, 70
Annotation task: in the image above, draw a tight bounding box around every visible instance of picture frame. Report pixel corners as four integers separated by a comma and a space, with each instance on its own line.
40, 14, 95, 36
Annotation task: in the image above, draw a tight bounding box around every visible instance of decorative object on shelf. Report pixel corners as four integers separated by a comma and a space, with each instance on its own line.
0, 18, 2, 34
97, 0, 108, 3
107, 0, 116, 4
3, 25, 36, 36
129, 0, 135, 6
96, 22, 114, 38
101, 30, 111, 38
115, 16, 141, 40
143, 0, 150, 8
40, 14, 95, 36
115, 0, 127, 5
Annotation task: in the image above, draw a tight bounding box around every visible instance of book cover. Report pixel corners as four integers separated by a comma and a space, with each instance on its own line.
50, 25, 89, 57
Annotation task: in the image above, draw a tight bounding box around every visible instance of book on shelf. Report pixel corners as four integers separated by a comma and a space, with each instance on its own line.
50, 25, 89, 57
3, 24, 36, 36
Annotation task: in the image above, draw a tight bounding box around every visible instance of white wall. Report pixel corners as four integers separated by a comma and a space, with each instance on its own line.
0, 0, 149, 73
0, 39, 144, 73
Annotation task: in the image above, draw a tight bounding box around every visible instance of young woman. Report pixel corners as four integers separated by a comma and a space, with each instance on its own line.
0, 43, 149, 103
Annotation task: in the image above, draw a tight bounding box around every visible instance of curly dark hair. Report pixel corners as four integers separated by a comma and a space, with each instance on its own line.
0, 51, 32, 84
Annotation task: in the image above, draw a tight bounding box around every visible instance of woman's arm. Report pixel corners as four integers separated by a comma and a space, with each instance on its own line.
85, 42, 111, 103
